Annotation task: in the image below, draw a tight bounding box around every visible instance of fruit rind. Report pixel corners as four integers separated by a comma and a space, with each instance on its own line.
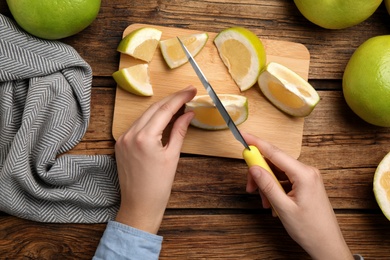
373, 151, 390, 221
160, 33, 209, 69
117, 27, 162, 62
184, 94, 248, 130
214, 27, 266, 91
112, 64, 153, 96
258, 62, 319, 117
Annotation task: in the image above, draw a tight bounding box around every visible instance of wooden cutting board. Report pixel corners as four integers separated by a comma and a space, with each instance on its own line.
112, 24, 310, 159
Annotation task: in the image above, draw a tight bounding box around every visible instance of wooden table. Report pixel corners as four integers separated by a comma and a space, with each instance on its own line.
1, 1, 390, 259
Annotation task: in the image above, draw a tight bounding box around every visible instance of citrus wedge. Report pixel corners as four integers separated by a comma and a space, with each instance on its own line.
214, 27, 266, 91
112, 64, 153, 96
184, 94, 248, 130
117, 27, 162, 62
258, 62, 320, 117
373, 151, 390, 221
160, 33, 208, 69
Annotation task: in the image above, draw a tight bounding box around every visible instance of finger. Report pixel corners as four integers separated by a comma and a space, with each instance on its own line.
142, 86, 197, 136
246, 173, 272, 209
258, 189, 272, 209
242, 132, 307, 181
131, 86, 196, 133
249, 166, 291, 210
247, 167, 288, 209
246, 170, 259, 193
166, 111, 195, 154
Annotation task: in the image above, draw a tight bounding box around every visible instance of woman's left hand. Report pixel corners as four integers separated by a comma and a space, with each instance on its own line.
114, 86, 197, 234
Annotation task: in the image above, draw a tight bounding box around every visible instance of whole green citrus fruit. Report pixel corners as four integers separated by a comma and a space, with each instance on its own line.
6, 0, 101, 40
343, 35, 390, 127
293, 0, 382, 29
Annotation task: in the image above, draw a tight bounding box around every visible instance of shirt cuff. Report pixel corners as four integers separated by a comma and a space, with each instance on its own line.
93, 220, 163, 260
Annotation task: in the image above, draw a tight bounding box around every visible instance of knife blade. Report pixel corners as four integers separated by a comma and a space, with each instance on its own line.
177, 37, 285, 214
177, 38, 249, 150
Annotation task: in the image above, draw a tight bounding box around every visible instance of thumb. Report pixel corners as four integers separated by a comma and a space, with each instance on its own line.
249, 166, 288, 209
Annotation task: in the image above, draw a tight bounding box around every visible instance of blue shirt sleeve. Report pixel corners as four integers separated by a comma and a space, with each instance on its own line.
93, 220, 163, 260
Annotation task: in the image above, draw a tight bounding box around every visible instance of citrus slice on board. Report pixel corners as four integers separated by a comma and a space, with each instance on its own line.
213, 27, 266, 91
112, 64, 153, 96
117, 27, 162, 62
258, 62, 320, 117
159, 33, 208, 69
184, 94, 248, 130
374, 151, 390, 221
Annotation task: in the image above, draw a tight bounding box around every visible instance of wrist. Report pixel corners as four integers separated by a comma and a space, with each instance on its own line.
115, 206, 164, 235
306, 238, 353, 260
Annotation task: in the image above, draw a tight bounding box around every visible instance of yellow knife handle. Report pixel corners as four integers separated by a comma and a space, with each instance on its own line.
243, 145, 285, 215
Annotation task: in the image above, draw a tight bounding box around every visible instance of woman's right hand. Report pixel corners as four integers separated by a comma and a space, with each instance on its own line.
243, 132, 354, 260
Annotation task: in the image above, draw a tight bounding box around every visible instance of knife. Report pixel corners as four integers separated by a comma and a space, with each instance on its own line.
177, 37, 285, 213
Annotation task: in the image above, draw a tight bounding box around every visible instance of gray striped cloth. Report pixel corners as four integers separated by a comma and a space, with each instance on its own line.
0, 14, 119, 223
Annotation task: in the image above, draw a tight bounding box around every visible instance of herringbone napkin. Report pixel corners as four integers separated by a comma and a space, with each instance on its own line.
0, 14, 119, 223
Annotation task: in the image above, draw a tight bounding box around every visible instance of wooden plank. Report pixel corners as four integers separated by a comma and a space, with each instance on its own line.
84, 86, 116, 141
112, 23, 309, 159
3, 1, 388, 81
160, 213, 390, 259
2, 1, 388, 80
168, 157, 379, 210
0, 216, 104, 260
0, 213, 389, 259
